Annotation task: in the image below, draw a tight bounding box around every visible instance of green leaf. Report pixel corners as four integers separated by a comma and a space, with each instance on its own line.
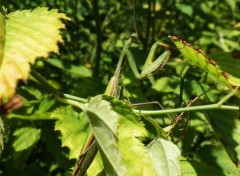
53, 106, 91, 159
180, 158, 225, 176
12, 127, 41, 151
117, 111, 156, 175
0, 7, 70, 99
86, 95, 126, 175
176, 4, 193, 16
147, 138, 181, 176
87, 153, 104, 176
46, 58, 92, 77
205, 110, 240, 168
196, 145, 240, 176
102, 95, 158, 175
8, 95, 56, 120
210, 51, 240, 85
0, 116, 6, 157
170, 36, 240, 96
8, 112, 54, 120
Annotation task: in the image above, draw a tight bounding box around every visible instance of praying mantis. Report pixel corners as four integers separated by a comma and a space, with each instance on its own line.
72, 33, 171, 176
105, 33, 171, 97
31, 33, 240, 176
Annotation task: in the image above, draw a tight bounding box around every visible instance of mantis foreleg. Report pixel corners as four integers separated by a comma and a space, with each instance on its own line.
116, 34, 171, 80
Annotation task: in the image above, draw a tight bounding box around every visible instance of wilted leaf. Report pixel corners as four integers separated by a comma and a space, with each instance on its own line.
170, 36, 240, 97
0, 7, 70, 98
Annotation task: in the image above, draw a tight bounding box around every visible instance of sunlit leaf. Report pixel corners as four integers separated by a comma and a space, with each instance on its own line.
54, 106, 91, 159
101, 95, 160, 175
87, 153, 104, 176
86, 95, 126, 175
0, 7, 70, 98
12, 127, 41, 151
210, 51, 240, 85
147, 138, 181, 176
170, 36, 240, 97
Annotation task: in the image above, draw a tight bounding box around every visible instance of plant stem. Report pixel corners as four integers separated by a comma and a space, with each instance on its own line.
92, 0, 102, 77
143, 0, 151, 50
133, 104, 239, 115
217, 89, 238, 105
31, 69, 88, 104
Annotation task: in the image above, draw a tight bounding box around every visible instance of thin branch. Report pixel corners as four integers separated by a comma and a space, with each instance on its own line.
31, 69, 88, 104
92, 0, 102, 77
133, 104, 239, 115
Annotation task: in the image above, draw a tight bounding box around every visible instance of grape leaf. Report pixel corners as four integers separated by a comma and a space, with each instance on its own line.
0, 7, 70, 99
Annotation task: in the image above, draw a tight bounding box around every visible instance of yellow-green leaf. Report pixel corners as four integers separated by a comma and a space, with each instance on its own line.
170, 36, 240, 97
0, 7, 70, 99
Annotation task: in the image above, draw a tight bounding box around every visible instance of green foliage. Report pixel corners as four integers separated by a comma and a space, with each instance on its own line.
147, 138, 181, 176
205, 110, 240, 167
1, 1, 240, 176
0, 116, 6, 156
170, 36, 240, 89
180, 158, 225, 176
12, 127, 41, 152
86, 95, 127, 175
54, 106, 91, 159
196, 145, 240, 175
